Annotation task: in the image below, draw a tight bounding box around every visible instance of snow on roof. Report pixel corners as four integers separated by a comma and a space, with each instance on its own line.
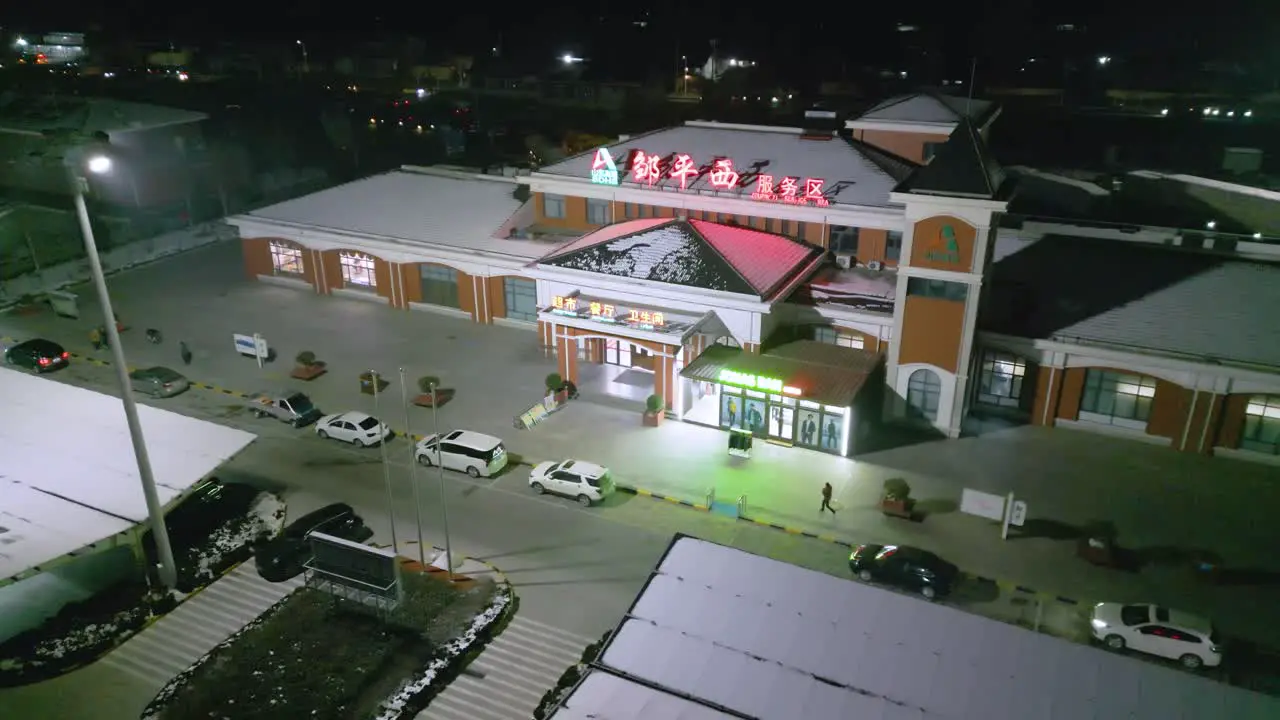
541, 218, 822, 298
0, 368, 256, 584
537, 123, 904, 208
856, 92, 995, 127
589, 535, 1280, 720
550, 670, 736, 720
241, 169, 552, 260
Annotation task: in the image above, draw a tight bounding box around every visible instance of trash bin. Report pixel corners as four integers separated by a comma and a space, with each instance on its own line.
47, 290, 79, 319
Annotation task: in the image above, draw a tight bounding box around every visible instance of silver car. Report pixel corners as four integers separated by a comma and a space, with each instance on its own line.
129, 366, 191, 398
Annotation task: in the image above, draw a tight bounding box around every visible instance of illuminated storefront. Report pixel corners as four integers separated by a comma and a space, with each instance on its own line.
680, 342, 883, 457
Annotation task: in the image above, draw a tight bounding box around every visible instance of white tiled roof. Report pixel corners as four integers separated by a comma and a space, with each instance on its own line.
588, 535, 1280, 720
244, 170, 550, 260
537, 123, 905, 208
1054, 261, 1280, 367
550, 671, 735, 720
858, 93, 993, 125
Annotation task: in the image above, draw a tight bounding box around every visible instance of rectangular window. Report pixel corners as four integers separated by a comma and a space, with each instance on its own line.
339, 252, 376, 289
543, 193, 566, 219
811, 326, 865, 349
623, 203, 636, 219
639, 204, 652, 218
586, 198, 610, 225
765, 217, 779, 234
976, 350, 1026, 408
269, 241, 304, 276
830, 226, 860, 255
502, 277, 537, 322
419, 264, 459, 308
886, 231, 903, 262
794, 221, 806, 239
1241, 396, 1280, 455
906, 277, 968, 301
1079, 370, 1156, 429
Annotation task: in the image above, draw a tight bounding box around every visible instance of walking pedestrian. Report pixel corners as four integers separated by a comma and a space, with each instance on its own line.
821, 482, 837, 514
88, 326, 102, 351
179, 340, 192, 366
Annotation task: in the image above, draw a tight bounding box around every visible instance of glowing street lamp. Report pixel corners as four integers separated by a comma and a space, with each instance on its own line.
87, 155, 112, 175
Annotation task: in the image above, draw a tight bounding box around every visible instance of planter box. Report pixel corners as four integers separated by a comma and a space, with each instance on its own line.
880, 497, 914, 519
413, 389, 455, 408
290, 362, 327, 381
360, 377, 390, 395
554, 389, 569, 404
643, 409, 664, 427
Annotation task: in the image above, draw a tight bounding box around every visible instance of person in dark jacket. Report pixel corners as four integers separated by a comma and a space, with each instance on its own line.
179, 340, 193, 366
821, 482, 837, 514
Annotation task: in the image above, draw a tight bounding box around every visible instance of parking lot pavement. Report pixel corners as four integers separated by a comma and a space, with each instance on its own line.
4, 243, 1280, 675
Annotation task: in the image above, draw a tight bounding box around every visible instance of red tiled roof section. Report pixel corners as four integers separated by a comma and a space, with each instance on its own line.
541, 218, 669, 260
689, 219, 820, 296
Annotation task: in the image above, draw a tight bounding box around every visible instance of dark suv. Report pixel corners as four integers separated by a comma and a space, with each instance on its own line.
254, 503, 373, 582
848, 544, 959, 599
143, 478, 270, 591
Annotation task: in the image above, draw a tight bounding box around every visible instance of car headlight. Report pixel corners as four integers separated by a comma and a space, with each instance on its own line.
1090, 618, 1108, 630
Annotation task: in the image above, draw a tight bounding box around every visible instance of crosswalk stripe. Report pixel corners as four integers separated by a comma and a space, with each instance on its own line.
471, 650, 563, 686
116, 630, 203, 670
492, 630, 582, 666
417, 693, 476, 719
97, 650, 171, 687
452, 671, 544, 704
504, 621, 593, 655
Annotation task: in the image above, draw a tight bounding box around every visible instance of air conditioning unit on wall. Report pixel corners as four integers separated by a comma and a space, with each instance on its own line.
867, 260, 883, 271
834, 252, 854, 269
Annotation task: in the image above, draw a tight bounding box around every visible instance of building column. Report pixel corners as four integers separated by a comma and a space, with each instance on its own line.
1031, 362, 1065, 427
556, 331, 579, 385
585, 338, 604, 364
655, 352, 675, 410
741, 342, 760, 354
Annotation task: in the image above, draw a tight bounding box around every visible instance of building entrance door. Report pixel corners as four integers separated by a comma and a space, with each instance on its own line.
769, 401, 795, 443
604, 339, 632, 367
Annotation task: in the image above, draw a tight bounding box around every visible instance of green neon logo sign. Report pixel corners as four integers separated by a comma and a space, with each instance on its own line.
719, 369, 784, 393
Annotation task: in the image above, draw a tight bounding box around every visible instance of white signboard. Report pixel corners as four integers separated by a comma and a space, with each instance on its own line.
960, 488, 1006, 521
233, 333, 268, 358
1009, 500, 1028, 527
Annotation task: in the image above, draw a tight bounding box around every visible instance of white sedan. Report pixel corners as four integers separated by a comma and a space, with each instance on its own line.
1090, 602, 1223, 669
315, 411, 391, 447
528, 459, 614, 507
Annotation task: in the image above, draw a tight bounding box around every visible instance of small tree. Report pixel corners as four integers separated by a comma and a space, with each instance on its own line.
882, 477, 911, 501
295, 351, 317, 367
545, 372, 563, 391
417, 375, 442, 394
645, 394, 664, 414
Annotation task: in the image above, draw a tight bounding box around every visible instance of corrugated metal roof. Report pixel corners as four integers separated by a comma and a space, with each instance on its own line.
579, 535, 1280, 720
537, 123, 905, 208
540, 218, 823, 298
243, 170, 551, 259
983, 235, 1280, 368
681, 342, 878, 407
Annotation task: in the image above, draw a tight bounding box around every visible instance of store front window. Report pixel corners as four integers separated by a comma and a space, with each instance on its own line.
1241, 395, 1280, 455
503, 277, 537, 321
1079, 370, 1155, 430
976, 350, 1026, 408
419, 265, 460, 308
340, 252, 376, 289
270, 242, 304, 276
906, 369, 941, 421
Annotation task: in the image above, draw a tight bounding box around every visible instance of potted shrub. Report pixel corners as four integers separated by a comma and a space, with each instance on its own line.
290, 350, 327, 380
359, 370, 389, 395
880, 477, 914, 519
413, 375, 454, 407
545, 372, 569, 403
643, 393, 665, 427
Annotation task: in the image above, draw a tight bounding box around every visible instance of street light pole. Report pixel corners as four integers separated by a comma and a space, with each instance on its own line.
430, 383, 454, 581
399, 368, 426, 567
296, 40, 309, 76
70, 172, 179, 590
371, 373, 399, 554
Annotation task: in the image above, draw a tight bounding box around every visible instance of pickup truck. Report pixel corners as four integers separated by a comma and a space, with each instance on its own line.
249, 391, 322, 427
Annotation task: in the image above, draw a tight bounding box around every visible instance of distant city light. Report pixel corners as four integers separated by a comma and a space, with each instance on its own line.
1244, 110, 1254, 118
1205, 220, 1217, 230
15, 37, 28, 47
416, 88, 426, 98
561, 54, 583, 64
1253, 233, 1263, 239
1160, 108, 1169, 116
1097, 56, 1111, 66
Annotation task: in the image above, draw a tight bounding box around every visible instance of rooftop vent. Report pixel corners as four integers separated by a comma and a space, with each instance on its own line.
801, 108, 839, 140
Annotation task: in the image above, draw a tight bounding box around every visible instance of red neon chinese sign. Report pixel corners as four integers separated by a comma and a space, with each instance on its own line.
606, 150, 828, 206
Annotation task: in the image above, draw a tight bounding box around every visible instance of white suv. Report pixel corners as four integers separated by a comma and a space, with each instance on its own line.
1090, 602, 1223, 669
529, 459, 614, 506
415, 430, 508, 478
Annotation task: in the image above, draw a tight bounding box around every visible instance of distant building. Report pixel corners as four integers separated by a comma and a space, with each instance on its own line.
13, 32, 87, 66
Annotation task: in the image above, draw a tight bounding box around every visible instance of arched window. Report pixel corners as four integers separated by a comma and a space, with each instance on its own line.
339, 251, 377, 289
906, 369, 942, 421
269, 240, 304, 276
1242, 395, 1280, 455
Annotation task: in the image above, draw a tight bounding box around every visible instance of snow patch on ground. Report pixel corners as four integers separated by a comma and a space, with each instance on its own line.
192, 493, 286, 580
375, 586, 514, 720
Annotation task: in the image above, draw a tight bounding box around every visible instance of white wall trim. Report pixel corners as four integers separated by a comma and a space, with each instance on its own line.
408, 302, 472, 319
493, 316, 537, 331
846, 119, 957, 135
257, 274, 312, 291
1214, 446, 1280, 468
1056, 418, 1171, 446
333, 287, 389, 305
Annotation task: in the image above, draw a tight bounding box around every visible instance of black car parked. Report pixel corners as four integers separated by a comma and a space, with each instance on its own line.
848, 544, 959, 599
254, 503, 373, 582
4, 338, 69, 373
142, 478, 272, 592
